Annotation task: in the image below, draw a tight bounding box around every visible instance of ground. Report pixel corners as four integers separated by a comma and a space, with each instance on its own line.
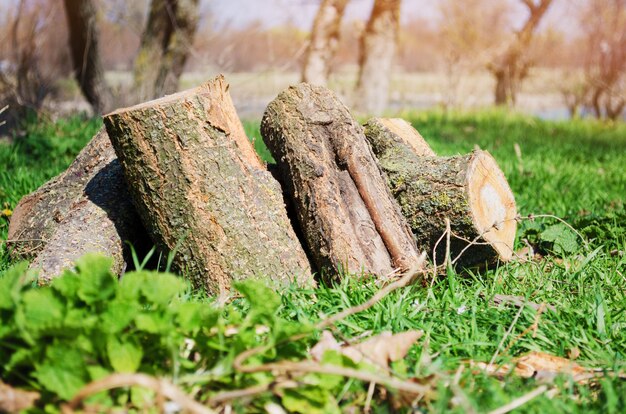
1, 110, 625, 412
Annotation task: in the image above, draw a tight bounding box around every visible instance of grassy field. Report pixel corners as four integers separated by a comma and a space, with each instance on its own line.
1, 111, 625, 412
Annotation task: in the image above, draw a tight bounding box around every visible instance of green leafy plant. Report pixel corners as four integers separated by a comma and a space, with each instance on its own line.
519, 220, 581, 257
1, 255, 214, 401
0, 254, 371, 412
540, 223, 580, 255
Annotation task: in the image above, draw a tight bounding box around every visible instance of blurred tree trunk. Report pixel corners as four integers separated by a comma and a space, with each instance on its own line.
63, 0, 112, 114
582, 0, 626, 120
354, 0, 401, 114
489, 0, 552, 106
301, 0, 349, 85
133, 0, 200, 102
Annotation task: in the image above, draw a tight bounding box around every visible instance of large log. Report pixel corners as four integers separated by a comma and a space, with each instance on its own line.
7, 128, 144, 282
104, 76, 312, 294
260, 84, 421, 278
364, 118, 517, 266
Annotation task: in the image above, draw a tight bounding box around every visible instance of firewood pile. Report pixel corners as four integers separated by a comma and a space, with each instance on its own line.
8, 76, 517, 295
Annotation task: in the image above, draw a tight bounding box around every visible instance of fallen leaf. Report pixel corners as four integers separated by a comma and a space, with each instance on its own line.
0, 380, 39, 413
468, 351, 604, 383
515, 351, 586, 378
567, 347, 580, 360
310, 330, 423, 370
514, 246, 533, 262
351, 331, 423, 369
310, 331, 342, 362
389, 375, 438, 408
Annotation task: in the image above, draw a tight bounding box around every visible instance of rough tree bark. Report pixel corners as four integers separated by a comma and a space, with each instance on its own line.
489, 0, 552, 106
354, 0, 401, 114
364, 118, 517, 266
104, 76, 312, 294
133, 0, 200, 102
7, 128, 144, 282
301, 0, 349, 85
261, 84, 422, 279
63, 0, 112, 114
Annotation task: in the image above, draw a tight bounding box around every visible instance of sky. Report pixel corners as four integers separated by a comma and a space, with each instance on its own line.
202, 0, 435, 28
201, 0, 578, 35
1, 0, 580, 37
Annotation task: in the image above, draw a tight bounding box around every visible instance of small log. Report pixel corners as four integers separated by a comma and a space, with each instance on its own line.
104, 76, 312, 294
364, 118, 517, 266
261, 84, 421, 278
7, 128, 144, 281
363, 118, 435, 157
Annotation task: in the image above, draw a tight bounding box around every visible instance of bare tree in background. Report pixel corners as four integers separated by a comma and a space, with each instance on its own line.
0, 0, 71, 131
488, 0, 552, 106
302, 0, 349, 85
354, 0, 401, 114
580, 0, 625, 120
63, 0, 112, 114
133, 0, 200, 101
439, 0, 510, 107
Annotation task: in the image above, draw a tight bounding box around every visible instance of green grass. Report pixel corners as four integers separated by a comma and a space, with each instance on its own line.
1, 111, 625, 412
0, 116, 101, 270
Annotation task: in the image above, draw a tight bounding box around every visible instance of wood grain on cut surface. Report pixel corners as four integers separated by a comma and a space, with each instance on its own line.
364, 118, 516, 267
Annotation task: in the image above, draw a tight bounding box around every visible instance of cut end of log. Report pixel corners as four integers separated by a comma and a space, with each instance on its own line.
365, 118, 517, 267
467, 150, 517, 261
376, 118, 436, 157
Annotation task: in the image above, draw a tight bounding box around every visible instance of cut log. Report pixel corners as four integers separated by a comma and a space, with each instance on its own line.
104, 75, 312, 294
363, 118, 436, 157
7, 128, 144, 282
261, 84, 422, 278
364, 118, 517, 266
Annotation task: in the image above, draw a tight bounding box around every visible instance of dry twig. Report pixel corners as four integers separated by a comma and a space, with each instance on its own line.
501, 303, 546, 355
364, 381, 376, 413
317, 255, 426, 330
488, 305, 524, 370
62, 373, 215, 414
234, 360, 431, 397
220, 260, 433, 405
0, 380, 39, 413
487, 385, 548, 414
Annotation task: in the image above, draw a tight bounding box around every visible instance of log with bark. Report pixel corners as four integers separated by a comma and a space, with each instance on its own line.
7, 128, 144, 282
104, 76, 312, 294
364, 118, 517, 266
261, 84, 422, 279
